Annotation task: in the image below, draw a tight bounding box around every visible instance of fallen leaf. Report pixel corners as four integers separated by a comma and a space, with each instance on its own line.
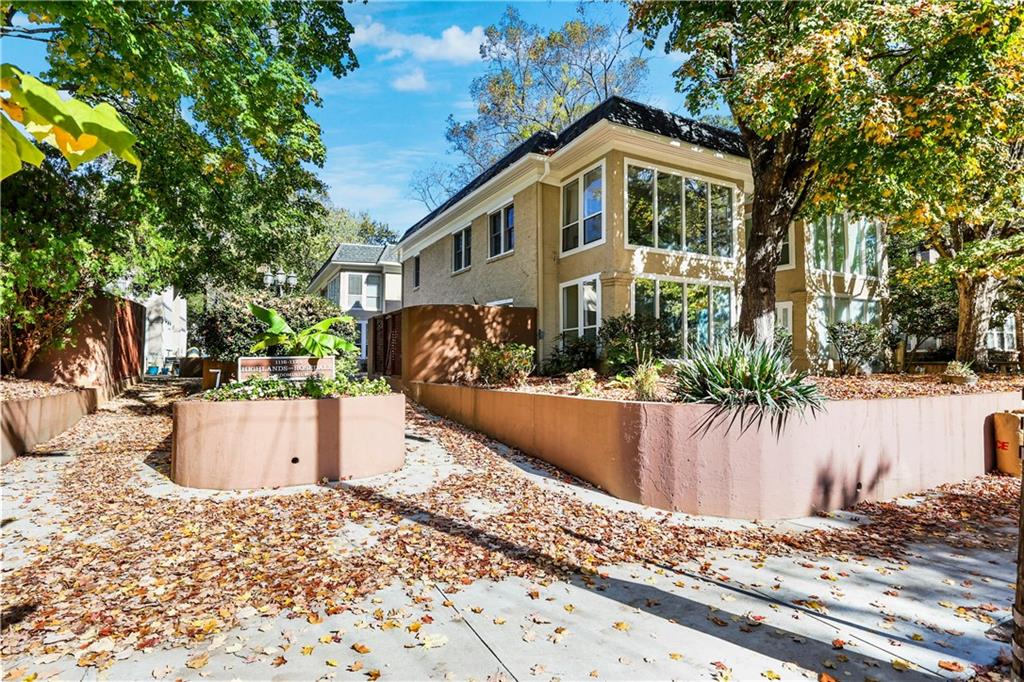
352, 643, 371, 654
185, 652, 209, 670
937, 660, 965, 673
612, 621, 630, 632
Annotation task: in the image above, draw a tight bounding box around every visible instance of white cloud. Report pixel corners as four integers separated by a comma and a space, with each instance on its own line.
320, 143, 434, 231
391, 67, 429, 92
352, 18, 484, 65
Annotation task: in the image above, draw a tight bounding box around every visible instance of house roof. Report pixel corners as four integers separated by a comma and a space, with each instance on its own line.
308, 242, 398, 290
399, 96, 746, 245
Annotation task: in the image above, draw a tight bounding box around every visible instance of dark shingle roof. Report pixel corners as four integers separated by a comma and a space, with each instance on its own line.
308, 242, 396, 289
399, 96, 746, 244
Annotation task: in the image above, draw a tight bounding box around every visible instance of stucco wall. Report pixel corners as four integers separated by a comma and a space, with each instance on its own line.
390, 304, 537, 383
2, 389, 99, 464
25, 295, 144, 389
171, 394, 405, 490
406, 381, 1018, 520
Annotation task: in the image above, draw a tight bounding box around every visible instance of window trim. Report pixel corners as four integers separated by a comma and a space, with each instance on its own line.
488, 202, 515, 259
810, 214, 882, 280
559, 273, 602, 339
412, 255, 421, 290
623, 157, 741, 262
629, 274, 736, 351
775, 300, 794, 333
451, 225, 472, 274
344, 271, 382, 312
559, 160, 606, 258
777, 224, 796, 271
485, 298, 514, 307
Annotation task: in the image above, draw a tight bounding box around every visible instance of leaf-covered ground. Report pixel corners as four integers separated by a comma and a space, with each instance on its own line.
0, 382, 1017, 680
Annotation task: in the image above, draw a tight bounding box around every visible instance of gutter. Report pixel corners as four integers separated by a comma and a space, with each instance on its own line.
536, 158, 550, 362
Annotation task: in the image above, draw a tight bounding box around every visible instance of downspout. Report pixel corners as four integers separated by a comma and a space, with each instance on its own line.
536, 158, 551, 365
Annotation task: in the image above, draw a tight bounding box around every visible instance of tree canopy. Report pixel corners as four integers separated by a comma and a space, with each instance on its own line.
630, 0, 1024, 345
411, 4, 648, 208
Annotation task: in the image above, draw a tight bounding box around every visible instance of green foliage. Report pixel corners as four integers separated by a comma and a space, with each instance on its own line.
609, 347, 662, 401
673, 338, 824, 436
249, 303, 355, 359
566, 368, 597, 396
631, 1, 1023, 342
190, 289, 357, 363
773, 324, 793, 361
0, 153, 171, 375
1, 63, 140, 180
542, 334, 599, 376
296, 207, 398, 282
886, 231, 959, 354
201, 375, 390, 402
598, 313, 678, 374
825, 322, 883, 376
411, 4, 648, 207
2, 2, 360, 295
470, 341, 535, 387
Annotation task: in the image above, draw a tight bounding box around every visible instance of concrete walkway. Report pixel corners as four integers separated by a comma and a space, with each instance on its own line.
1, 382, 1014, 681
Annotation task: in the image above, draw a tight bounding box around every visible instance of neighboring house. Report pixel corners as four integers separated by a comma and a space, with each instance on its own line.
308, 243, 402, 362
396, 95, 885, 370
140, 286, 188, 371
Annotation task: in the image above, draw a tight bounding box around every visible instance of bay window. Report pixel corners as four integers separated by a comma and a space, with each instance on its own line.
561, 276, 600, 340
632, 277, 733, 354
344, 272, 382, 311
627, 161, 734, 257
561, 163, 603, 254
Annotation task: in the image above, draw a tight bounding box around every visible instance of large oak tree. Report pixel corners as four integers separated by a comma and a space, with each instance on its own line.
630, 1, 1023, 344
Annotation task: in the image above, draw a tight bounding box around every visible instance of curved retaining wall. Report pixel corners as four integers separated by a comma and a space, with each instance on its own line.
406, 381, 1021, 519
2, 389, 99, 464
171, 394, 406, 490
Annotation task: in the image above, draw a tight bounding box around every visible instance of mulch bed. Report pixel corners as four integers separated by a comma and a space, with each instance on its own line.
486, 372, 1022, 402
0, 378, 78, 402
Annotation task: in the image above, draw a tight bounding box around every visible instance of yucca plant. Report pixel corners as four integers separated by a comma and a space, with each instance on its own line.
673, 337, 824, 436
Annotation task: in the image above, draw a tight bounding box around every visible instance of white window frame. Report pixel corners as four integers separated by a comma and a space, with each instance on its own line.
488, 202, 515, 259
623, 157, 740, 262
559, 273, 602, 340
629, 274, 736, 352
358, 320, 368, 359
452, 225, 472, 274
775, 300, 794, 333
344, 272, 383, 312
559, 160, 606, 258
325, 274, 341, 306
777, 224, 796, 271
485, 298, 514, 307
810, 214, 881, 279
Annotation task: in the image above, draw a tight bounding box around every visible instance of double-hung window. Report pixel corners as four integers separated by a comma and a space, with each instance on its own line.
561, 275, 600, 340
452, 225, 471, 273
561, 163, 603, 254
489, 203, 515, 257
345, 273, 382, 311
627, 162, 734, 257
632, 277, 733, 354
812, 214, 881, 276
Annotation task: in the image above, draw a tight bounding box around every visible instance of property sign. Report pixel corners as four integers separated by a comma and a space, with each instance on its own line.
236, 356, 336, 382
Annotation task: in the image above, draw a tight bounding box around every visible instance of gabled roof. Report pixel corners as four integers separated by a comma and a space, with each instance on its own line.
399, 96, 747, 245
308, 242, 398, 290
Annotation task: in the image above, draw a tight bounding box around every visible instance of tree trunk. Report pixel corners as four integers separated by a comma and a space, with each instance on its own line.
739, 201, 789, 344
954, 275, 997, 366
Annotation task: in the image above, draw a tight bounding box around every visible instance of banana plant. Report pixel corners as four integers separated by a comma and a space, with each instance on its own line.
249, 303, 356, 359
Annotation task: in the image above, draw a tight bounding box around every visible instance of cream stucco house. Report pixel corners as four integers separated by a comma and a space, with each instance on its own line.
308, 243, 402, 363
396, 96, 885, 370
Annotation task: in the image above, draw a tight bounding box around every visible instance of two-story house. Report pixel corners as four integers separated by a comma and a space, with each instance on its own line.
396, 96, 886, 371
308, 243, 402, 364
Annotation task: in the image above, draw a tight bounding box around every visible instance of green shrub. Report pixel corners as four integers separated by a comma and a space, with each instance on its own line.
190, 289, 358, 363
201, 375, 391, 401
673, 337, 824, 436
542, 333, 598, 375
826, 321, 882, 375
249, 303, 356, 359
598, 313, 678, 373
567, 368, 597, 396
470, 341, 535, 387
609, 347, 662, 401
773, 324, 793, 360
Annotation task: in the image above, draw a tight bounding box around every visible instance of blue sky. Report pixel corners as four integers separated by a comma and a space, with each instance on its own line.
2, 1, 692, 233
